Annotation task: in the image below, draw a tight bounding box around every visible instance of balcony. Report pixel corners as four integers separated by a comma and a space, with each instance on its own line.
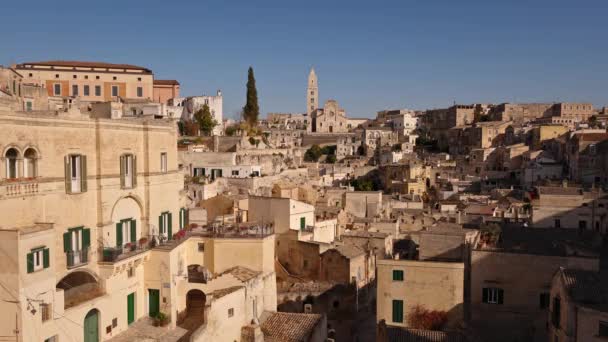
66, 248, 89, 268
1, 179, 39, 198
101, 237, 152, 263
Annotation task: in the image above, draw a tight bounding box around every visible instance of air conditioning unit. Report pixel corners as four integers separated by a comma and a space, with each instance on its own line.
304, 304, 312, 313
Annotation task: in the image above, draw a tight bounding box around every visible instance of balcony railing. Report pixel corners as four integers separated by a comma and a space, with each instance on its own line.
1, 179, 39, 197
66, 248, 89, 268
101, 237, 152, 263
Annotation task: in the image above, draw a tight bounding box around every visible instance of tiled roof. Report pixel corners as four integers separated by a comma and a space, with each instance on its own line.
220, 266, 261, 282
323, 244, 366, 259
342, 230, 389, 239
260, 311, 323, 342
560, 268, 608, 306
213, 285, 243, 299
16, 60, 152, 72
386, 327, 467, 342
538, 186, 582, 196
154, 79, 180, 85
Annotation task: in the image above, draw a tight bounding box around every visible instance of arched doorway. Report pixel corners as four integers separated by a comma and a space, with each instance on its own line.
186, 289, 206, 321
83, 309, 99, 342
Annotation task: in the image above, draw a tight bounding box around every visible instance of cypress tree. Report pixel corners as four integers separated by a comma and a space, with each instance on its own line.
243, 66, 259, 126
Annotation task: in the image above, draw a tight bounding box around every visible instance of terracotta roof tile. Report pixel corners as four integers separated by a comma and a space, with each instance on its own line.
16, 60, 152, 73
154, 79, 180, 85
260, 311, 324, 342
386, 327, 467, 342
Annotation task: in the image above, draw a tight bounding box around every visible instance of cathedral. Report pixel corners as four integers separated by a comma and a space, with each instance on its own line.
307, 68, 350, 133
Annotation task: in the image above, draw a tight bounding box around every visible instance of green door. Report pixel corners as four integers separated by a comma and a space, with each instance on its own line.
148, 289, 160, 317
83, 309, 99, 342
127, 292, 135, 325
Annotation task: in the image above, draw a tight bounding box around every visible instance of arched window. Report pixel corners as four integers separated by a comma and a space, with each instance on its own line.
5, 148, 19, 179
24, 148, 38, 178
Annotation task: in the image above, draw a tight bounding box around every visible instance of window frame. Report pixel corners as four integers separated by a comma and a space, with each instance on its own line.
160, 152, 167, 173
392, 269, 404, 281
111, 85, 119, 97
53, 83, 61, 96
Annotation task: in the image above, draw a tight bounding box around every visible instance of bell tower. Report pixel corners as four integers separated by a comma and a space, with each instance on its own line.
307, 68, 318, 115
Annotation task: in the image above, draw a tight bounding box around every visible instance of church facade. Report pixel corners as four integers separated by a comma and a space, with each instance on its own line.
307, 68, 351, 133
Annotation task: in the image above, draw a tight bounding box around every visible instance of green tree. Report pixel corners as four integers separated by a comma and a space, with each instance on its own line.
304, 144, 323, 162
243, 67, 259, 126
194, 104, 217, 136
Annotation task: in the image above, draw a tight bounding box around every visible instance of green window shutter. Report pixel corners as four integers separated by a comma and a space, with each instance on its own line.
80, 155, 87, 192
132, 156, 137, 187
63, 232, 72, 252
300, 217, 306, 230
116, 222, 123, 247
82, 228, 91, 249
130, 220, 137, 243
167, 213, 173, 239
64, 156, 72, 193
43, 248, 50, 268
26, 252, 34, 273
482, 288, 489, 303
159, 215, 163, 236
120, 155, 125, 188
393, 270, 404, 281
179, 209, 183, 230
392, 300, 403, 323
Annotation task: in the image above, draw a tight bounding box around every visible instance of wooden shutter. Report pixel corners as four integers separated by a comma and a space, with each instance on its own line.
63, 232, 72, 252
392, 300, 403, 323
132, 155, 137, 187
26, 252, 34, 273
116, 222, 123, 247
179, 209, 183, 230
120, 155, 125, 188
130, 220, 136, 243
43, 248, 50, 268
167, 213, 173, 239
159, 214, 163, 236
482, 288, 489, 303
64, 156, 72, 193
80, 155, 87, 192
82, 228, 91, 249
498, 289, 504, 304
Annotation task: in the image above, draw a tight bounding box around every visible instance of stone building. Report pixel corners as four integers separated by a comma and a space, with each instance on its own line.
311, 99, 349, 133
548, 268, 608, 342
307, 68, 319, 116
14, 60, 155, 105
152, 79, 180, 105
177, 91, 224, 136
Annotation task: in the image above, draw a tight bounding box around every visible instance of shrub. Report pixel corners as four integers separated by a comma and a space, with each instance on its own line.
408, 305, 447, 330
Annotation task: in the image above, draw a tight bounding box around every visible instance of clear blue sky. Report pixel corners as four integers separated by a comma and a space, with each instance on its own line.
2, 0, 607, 118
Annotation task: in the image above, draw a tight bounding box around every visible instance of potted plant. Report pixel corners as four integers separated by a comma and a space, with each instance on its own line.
139, 237, 148, 249
153, 312, 169, 327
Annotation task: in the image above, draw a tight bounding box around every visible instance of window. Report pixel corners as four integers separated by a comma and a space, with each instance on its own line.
137, 86, 143, 97
228, 308, 234, 317
113, 76, 117, 80
5, 148, 19, 179
41, 303, 51, 322
392, 270, 404, 281
159, 212, 173, 240
27, 247, 49, 273
392, 300, 404, 323
540, 293, 550, 309
300, 217, 306, 231
96, 75, 100, 80
578, 220, 587, 230
198, 243, 205, 252
84, 75, 89, 79
120, 154, 136, 189
112, 85, 119, 97
137, 77, 141, 81
116, 218, 136, 247
160, 152, 167, 173
599, 321, 608, 337
72, 85, 78, 96
303, 260, 308, 269
25, 101, 32, 111
95, 85, 101, 96
63, 227, 91, 267
482, 287, 504, 304
112, 318, 118, 327
28, 73, 33, 77
44, 336, 57, 342
552, 296, 561, 328
231, 170, 239, 176
65, 154, 87, 193
554, 219, 561, 228
83, 85, 90, 96
53, 83, 61, 96
55, 74, 59, 79
179, 208, 187, 230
